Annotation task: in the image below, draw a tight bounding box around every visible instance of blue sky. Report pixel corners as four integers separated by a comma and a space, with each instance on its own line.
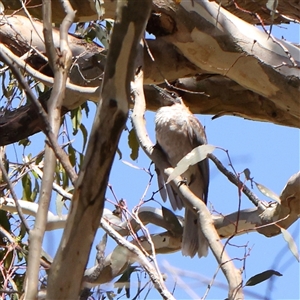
3, 18, 299, 300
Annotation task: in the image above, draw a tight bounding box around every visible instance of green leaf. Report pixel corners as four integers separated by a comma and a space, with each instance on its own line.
55, 163, 61, 185
79, 152, 85, 168
35, 153, 44, 165
245, 270, 282, 286
13, 273, 25, 294
167, 144, 215, 183
162, 206, 183, 236
70, 107, 82, 135
56, 193, 64, 218
80, 123, 88, 153
128, 128, 139, 161
106, 20, 114, 35
243, 168, 252, 180
0, 210, 10, 233
4, 248, 13, 269
31, 169, 39, 180
31, 178, 39, 202
18, 223, 27, 241
81, 101, 90, 117
280, 227, 300, 262
18, 138, 31, 148
62, 166, 69, 189
22, 173, 32, 201
2, 78, 16, 98
37, 82, 45, 92
17, 248, 25, 262
85, 28, 96, 43
255, 182, 281, 203
68, 145, 76, 167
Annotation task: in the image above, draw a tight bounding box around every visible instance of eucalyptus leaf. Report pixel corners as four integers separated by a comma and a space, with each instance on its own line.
128, 128, 139, 161
245, 270, 282, 286
22, 173, 32, 201
167, 144, 215, 184
255, 182, 281, 203
280, 227, 300, 262
80, 123, 88, 153
55, 193, 64, 218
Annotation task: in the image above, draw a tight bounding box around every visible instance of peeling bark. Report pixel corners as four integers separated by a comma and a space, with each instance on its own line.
45, 1, 152, 299
2, 0, 299, 24
149, 1, 299, 121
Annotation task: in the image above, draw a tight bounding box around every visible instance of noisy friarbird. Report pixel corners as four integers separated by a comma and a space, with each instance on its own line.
154, 85, 209, 258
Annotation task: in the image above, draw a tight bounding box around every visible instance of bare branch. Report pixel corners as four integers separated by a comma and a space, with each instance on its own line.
1, 170, 298, 289
24, 1, 75, 298
208, 153, 261, 208
101, 219, 175, 300
0, 149, 30, 232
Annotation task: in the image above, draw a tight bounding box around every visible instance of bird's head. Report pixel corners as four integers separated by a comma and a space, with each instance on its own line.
151, 85, 183, 107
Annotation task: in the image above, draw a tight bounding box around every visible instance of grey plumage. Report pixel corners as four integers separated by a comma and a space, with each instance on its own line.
154, 85, 209, 258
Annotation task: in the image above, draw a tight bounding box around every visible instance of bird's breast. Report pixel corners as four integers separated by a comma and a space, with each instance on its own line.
155, 105, 193, 166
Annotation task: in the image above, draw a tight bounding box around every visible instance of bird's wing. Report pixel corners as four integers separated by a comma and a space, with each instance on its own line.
155, 143, 183, 211
186, 115, 210, 203
156, 162, 183, 210
156, 166, 167, 202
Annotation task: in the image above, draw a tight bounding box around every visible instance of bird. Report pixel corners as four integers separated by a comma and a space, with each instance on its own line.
154, 85, 209, 258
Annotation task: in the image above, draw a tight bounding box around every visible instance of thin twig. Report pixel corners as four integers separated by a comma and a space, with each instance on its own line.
0, 44, 99, 99
0, 45, 78, 184
101, 219, 175, 300
0, 158, 30, 232
208, 153, 262, 208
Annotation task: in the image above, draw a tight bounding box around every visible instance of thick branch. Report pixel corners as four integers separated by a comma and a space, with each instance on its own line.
148, 0, 300, 125
2, 0, 299, 24
46, 1, 152, 299
0, 14, 299, 148
209, 0, 300, 25
24, 2, 75, 299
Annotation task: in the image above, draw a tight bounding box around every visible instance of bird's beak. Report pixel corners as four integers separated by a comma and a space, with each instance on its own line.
151, 84, 181, 107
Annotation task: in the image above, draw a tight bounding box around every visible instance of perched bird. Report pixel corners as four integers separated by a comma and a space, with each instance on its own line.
154, 85, 209, 258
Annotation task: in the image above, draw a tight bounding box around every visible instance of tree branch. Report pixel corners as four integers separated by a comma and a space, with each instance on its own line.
101, 219, 175, 300
24, 1, 75, 299
149, 0, 299, 125
1, 170, 298, 288
46, 1, 152, 298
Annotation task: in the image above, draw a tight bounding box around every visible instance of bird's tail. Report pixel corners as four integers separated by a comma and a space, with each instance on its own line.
182, 209, 209, 258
